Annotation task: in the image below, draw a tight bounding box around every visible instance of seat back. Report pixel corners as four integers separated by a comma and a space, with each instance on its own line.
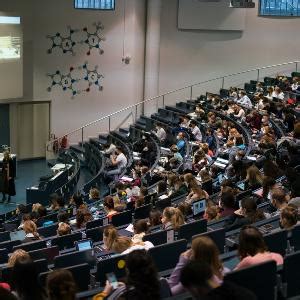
28, 246, 59, 264
0, 248, 9, 264
96, 254, 127, 285
224, 260, 277, 300
51, 232, 82, 250
193, 228, 226, 253
54, 249, 96, 269
34, 258, 49, 274
37, 223, 58, 238
13, 240, 47, 252
144, 192, 158, 205
86, 225, 104, 242
143, 230, 170, 246
0, 231, 10, 243
290, 224, 300, 252
264, 229, 287, 256
39, 263, 90, 292
148, 239, 187, 272
134, 204, 152, 220
178, 219, 207, 242
111, 210, 132, 227
0, 239, 21, 253
155, 198, 172, 211
86, 218, 106, 230
283, 250, 300, 298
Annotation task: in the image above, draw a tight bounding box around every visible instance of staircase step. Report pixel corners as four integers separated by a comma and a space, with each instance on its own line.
119, 127, 129, 134
70, 144, 85, 154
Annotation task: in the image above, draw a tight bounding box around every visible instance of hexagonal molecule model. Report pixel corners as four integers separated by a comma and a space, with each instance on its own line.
47, 26, 79, 55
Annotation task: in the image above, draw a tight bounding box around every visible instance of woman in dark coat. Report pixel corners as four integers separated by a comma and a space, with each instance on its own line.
0, 151, 16, 203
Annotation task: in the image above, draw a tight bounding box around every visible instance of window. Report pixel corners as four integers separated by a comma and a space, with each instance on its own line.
74, 0, 115, 10
259, 0, 300, 16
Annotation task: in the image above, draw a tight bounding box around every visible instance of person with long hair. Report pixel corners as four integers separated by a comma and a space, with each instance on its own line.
111, 236, 154, 255
103, 225, 119, 251
185, 183, 209, 205
47, 269, 77, 300
22, 220, 41, 243
161, 207, 185, 230
93, 250, 160, 300
168, 236, 229, 295
180, 261, 256, 300
225, 197, 265, 231
245, 165, 263, 189
235, 225, 283, 270
11, 256, 46, 300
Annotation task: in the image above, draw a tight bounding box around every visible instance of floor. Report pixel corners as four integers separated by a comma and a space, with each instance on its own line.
0, 159, 97, 215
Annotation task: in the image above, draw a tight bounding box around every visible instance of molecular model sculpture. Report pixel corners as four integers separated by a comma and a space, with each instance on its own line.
47, 62, 104, 99
46, 22, 105, 56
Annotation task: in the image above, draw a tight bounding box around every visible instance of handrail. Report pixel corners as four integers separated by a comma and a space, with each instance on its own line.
47, 60, 299, 147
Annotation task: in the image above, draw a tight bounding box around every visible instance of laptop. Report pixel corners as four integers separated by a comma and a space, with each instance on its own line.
236, 181, 246, 191
10, 230, 26, 241
75, 239, 93, 252
192, 199, 206, 217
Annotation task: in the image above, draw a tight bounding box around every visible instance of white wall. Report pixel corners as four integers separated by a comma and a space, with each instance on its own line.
32, 0, 146, 140
159, 0, 300, 105
0, 0, 146, 143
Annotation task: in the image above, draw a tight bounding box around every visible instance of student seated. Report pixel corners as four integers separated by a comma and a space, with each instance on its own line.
57, 222, 71, 236
161, 207, 185, 230
111, 236, 154, 255
225, 197, 265, 231
131, 219, 149, 244
279, 205, 299, 230
235, 225, 283, 270
103, 196, 118, 221
93, 250, 160, 300
168, 236, 229, 295
47, 269, 77, 300
180, 261, 256, 300
22, 220, 41, 243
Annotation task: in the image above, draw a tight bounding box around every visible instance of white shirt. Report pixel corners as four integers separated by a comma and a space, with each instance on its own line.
271, 91, 284, 100
192, 126, 202, 141
155, 127, 166, 142
122, 241, 154, 254
238, 95, 253, 108
104, 143, 116, 155
116, 153, 127, 169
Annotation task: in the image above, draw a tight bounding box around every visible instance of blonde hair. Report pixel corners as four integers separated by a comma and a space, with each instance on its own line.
23, 220, 38, 236
89, 188, 100, 199
32, 203, 42, 213
111, 236, 132, 253
57, 222, 71, 236
8, 249, 30, 267
103, 225, 119, 250
163, 207, 184, 230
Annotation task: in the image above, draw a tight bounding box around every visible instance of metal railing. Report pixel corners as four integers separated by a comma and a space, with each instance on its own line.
46, 60, 300, 160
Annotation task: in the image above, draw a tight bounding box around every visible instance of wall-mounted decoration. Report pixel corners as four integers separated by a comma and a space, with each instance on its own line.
47, 62, 104, 99
81, 22, 105, 56
46, 22, 105, 56
46, 26, 79, 55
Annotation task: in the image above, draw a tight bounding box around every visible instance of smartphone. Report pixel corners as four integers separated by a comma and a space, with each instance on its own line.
106, 272, 118, 289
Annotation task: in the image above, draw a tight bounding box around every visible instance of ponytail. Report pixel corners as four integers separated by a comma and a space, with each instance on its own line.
172, 208, 184, 230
